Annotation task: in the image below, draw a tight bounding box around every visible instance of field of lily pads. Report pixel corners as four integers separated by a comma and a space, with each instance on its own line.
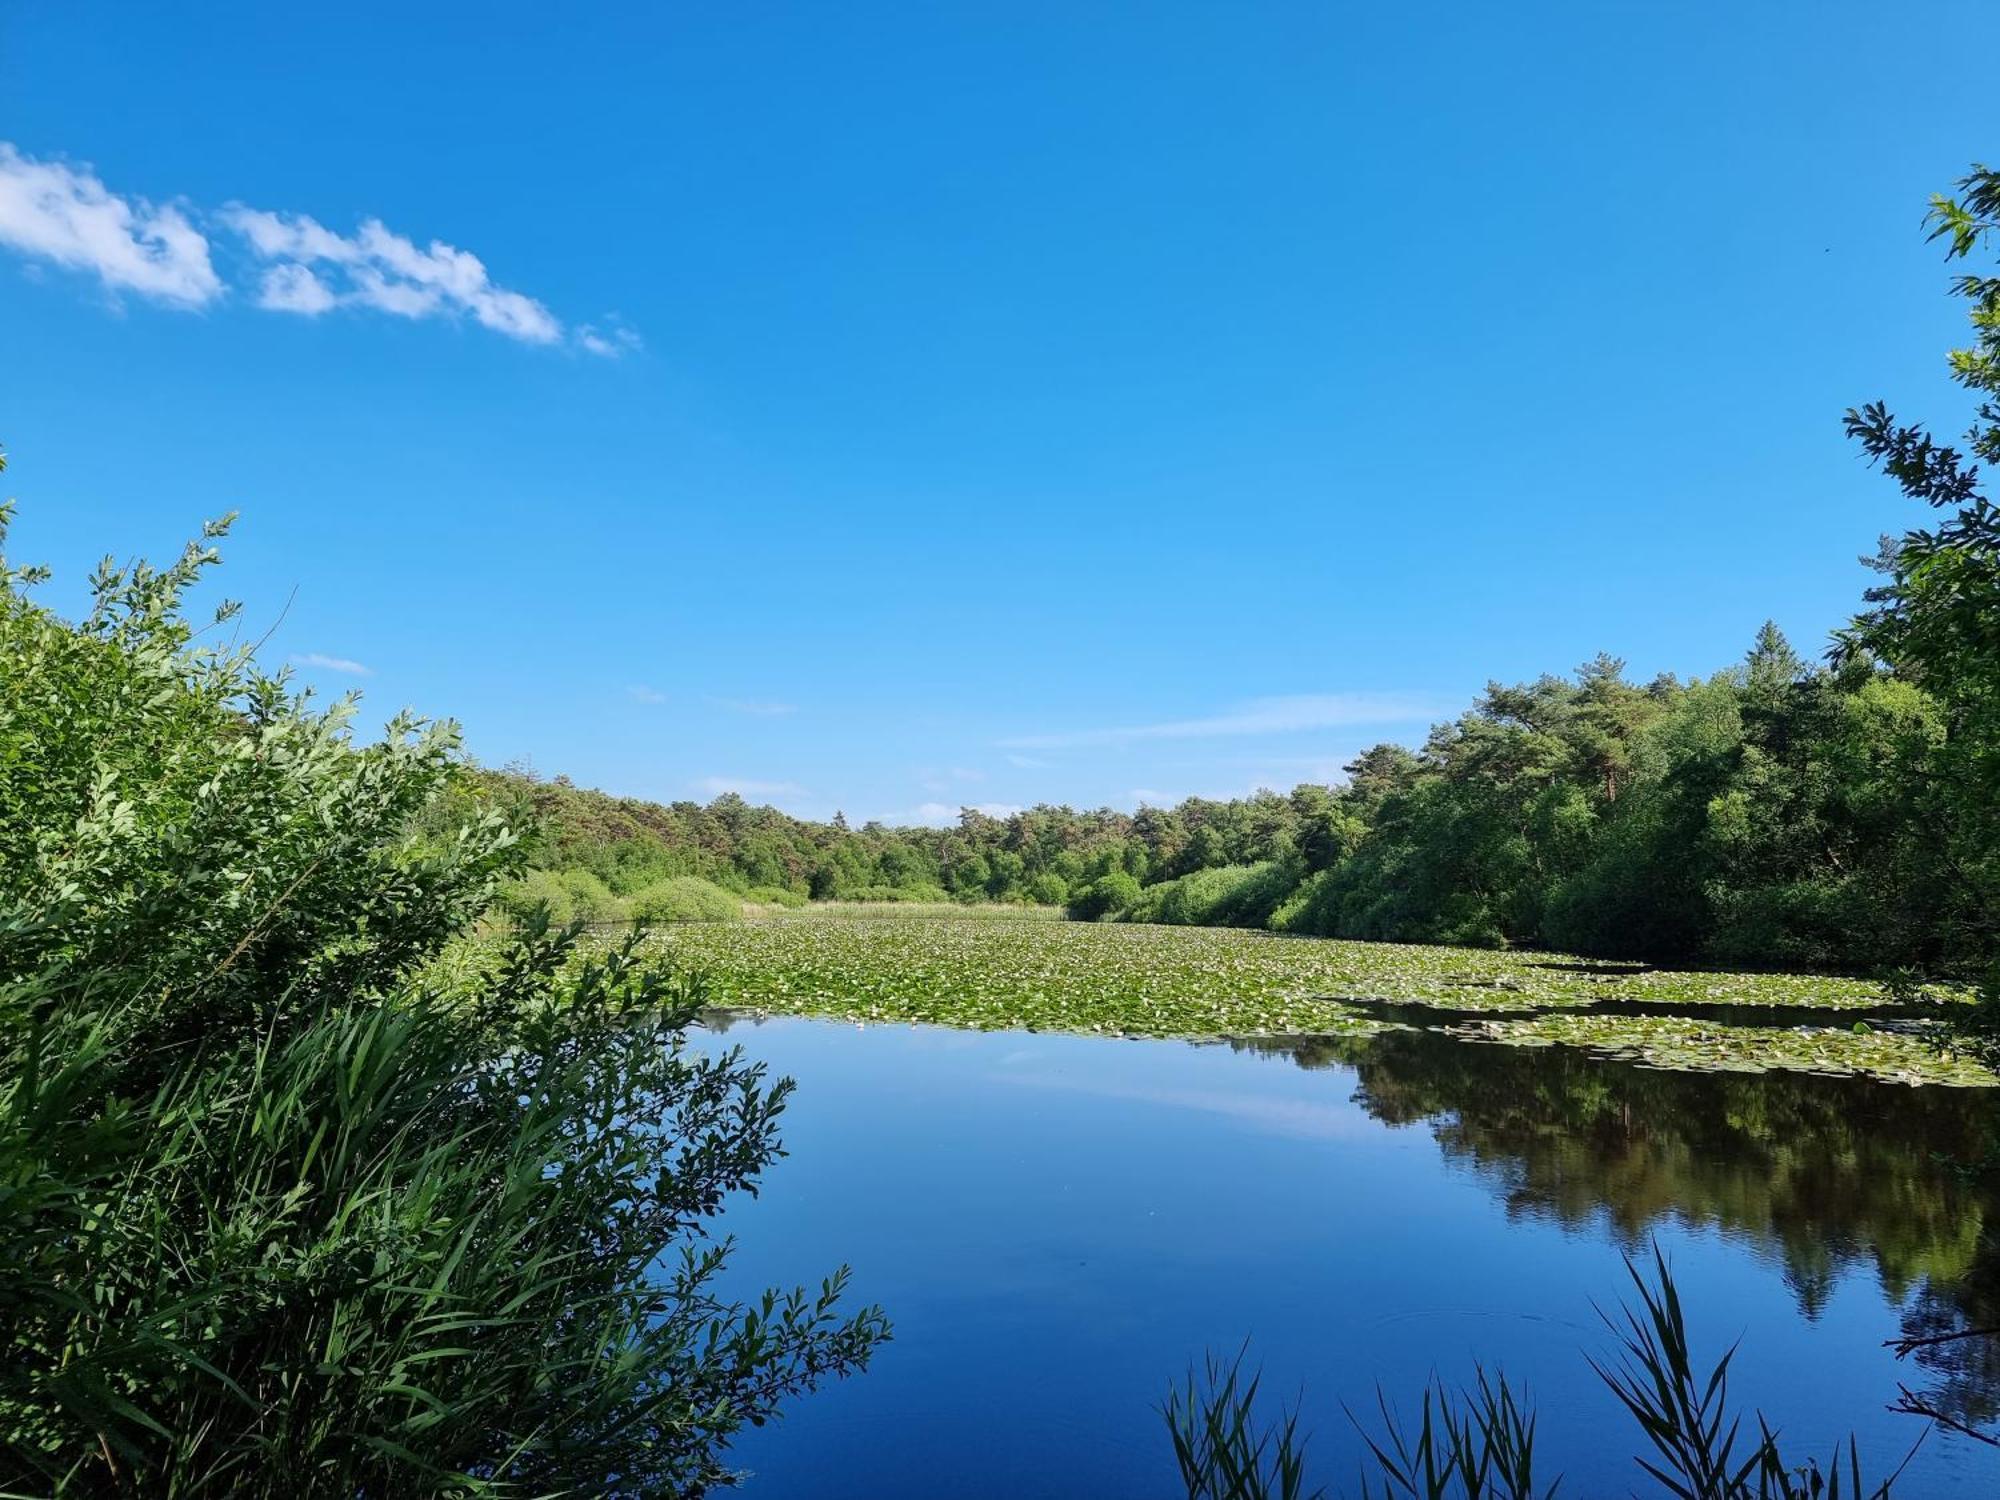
1445, 1012, 1996, 1087
634, 914, 1991, 1087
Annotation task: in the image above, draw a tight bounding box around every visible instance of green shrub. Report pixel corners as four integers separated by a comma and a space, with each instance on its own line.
1068, 870, 1142, 921
1122, 863, 1302, 930
495, 866, 621, 924
627, 874, 743, 923
0, 507, 884, 1494
836, 883, 953, 904
495, 866, 581, 923
558, 866, 621, 919
1211, 858, 1302, 928
1268, 868, 1335, 934
1161, 867, 1244, 926
745, 883, 809, 908
1025, 871, 1070, 906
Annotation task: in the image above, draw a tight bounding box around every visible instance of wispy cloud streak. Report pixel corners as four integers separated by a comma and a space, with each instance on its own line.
224, 206, 564, 344
1001, 693, 1440, 750
290, 652, 373, 676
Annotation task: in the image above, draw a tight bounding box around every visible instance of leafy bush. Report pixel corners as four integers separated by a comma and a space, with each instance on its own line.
1124, 863, 1302, 930
0, 506, 884, 1494
1068, 870, 1142, 921
627, 874, 744, 923
494, 866, 621, 924
1216, 859, 1303, 929
1025, 871, 1070, 906
1268, 869, 1335, 935
836, 883, 953, 904
745, 882, 810, 908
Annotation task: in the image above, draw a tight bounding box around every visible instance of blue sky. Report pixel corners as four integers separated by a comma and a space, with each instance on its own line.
2, 2, 1994, 824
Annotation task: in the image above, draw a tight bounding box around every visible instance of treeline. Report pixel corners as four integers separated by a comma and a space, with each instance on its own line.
488, 623, 1980, 975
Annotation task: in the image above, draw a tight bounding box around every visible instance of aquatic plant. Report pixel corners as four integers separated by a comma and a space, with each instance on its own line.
1167, 1349, 1322, 1500
635, 919, 1987, 1085
1167, 1252, 1913, 1499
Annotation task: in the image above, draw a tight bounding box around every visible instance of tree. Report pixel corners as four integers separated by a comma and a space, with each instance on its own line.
1842, 164, 2000, 1035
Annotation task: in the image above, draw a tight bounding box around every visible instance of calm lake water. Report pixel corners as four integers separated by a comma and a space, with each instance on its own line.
694, 1015, 2000, 1497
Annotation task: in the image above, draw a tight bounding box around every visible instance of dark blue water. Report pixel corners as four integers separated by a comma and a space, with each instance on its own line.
695, 1015, 2000, 1496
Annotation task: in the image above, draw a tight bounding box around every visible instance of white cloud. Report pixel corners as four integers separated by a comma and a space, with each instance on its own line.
290, 651, 372, 676
1002, 693, 1439, 750
255, 261, 336, 314
0, 145, 220, 306
1005, 753, 1051, 769
576, 322, 643, 359
627, 684, 667, 704
698, 776, 806, 799
0, 141, 628, 351
709, 697, 798, 717
223, 205, 563, 344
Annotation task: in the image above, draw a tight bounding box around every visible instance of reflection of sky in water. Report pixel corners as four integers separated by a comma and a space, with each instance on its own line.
995, 1065, 1387, 1143
691, 1017, 2000, 1498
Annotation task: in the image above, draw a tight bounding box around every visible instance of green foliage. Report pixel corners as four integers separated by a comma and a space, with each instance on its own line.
1165, 1350, 1321, 1500
1352, 1369, 1545, 1500
1069, 870, 1143, 921
1123, 861, 1301, 929
1591, 1249, 1905, 1498
1025, 870, 1071, 905
745, 882, 810, 908
626, 874, 744, 924
494, 866, 621, 924
831, 882, 953, 904
0, 508, 884, 1493
1838, 163, 2000, 1057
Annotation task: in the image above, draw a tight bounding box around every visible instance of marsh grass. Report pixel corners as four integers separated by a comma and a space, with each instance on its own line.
1167, 1349, 1322, 1500
1351, 1369, 1549, 1500
1167, 1251, 1918, 1500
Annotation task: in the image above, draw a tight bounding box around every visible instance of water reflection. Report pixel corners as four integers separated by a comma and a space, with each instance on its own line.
1236, 1028, 2000, 1434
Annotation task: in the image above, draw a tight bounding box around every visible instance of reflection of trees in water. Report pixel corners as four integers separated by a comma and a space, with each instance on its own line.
1894, 1286, 2000, 1435
1234, 1029, 2000, 1431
